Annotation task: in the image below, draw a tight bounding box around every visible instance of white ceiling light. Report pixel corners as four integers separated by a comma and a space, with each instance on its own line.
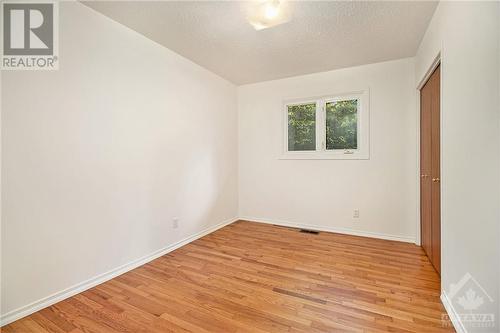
245, 0, 292, 31
264, 1, 280, 19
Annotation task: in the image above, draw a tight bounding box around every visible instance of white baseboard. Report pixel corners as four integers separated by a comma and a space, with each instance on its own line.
0, 217, 238, 327
441, 292, 467, 333
240, 216, 416, 243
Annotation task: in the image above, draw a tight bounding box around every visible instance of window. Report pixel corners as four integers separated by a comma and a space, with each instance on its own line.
287, 102, 316, 151
326, 99, 357, 150
282, 90, 369, 159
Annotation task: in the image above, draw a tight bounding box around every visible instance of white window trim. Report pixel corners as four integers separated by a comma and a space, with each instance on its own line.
280, 89, 370, 160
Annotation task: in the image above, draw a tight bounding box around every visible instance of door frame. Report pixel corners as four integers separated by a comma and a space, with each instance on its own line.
415, 53, 442, 248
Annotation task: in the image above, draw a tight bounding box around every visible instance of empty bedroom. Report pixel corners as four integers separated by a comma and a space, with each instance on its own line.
1, 1, 499, 332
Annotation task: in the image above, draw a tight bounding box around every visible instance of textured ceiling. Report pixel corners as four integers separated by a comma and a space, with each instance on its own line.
82, 1, 437, 85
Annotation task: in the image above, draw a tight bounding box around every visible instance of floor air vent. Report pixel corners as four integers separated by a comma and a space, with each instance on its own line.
299, 229, 319, 234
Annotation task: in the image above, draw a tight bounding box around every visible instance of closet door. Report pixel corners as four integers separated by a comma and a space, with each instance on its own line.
430, 66, 441, 275
420, 70, 433, 262
420, 65, 440, 274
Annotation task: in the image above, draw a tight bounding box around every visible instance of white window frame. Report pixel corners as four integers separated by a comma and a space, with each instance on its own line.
281, 89, 369, 160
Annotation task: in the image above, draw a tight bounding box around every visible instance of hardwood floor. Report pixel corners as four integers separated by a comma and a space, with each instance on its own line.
2, 221, 455, 332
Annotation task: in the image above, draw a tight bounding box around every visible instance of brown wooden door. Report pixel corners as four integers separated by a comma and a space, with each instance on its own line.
420, 65, 441, 275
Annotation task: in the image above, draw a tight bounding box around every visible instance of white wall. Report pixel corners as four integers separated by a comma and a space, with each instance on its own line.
415, 2, 500, 331
238, 58, 417, 242
1, 2, 238, 320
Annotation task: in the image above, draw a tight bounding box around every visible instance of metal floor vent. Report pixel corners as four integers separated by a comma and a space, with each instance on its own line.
299, 229, 320, 235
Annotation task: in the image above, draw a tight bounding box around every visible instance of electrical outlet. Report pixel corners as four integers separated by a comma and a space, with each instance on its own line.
172, 217, 179, 229
353, 209, 360, 218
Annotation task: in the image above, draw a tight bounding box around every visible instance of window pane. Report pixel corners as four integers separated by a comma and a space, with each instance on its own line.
326, 99, 358, 150
288, 103, 316, 151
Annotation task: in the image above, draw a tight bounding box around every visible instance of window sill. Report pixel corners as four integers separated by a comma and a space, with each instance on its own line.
278, 152, 369, 160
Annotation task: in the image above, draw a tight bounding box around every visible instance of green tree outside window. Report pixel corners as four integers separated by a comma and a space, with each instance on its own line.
326, 99, 358, 150
288, 103, 316, 151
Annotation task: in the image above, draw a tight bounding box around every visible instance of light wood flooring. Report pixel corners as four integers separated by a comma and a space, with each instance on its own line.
2, 220, 455, 332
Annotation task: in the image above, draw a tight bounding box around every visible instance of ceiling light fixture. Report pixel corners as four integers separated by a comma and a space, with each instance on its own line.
264, 1, 280, 20
245, 0, 292, 31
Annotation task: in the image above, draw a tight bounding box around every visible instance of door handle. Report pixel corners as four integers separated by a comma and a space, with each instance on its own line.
432, 178, 440, 183
420, 174, 428, 178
